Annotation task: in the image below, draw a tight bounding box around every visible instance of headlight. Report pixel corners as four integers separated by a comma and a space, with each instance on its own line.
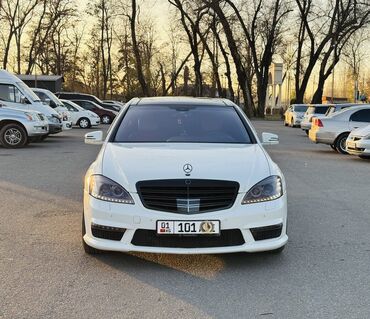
89, 175, 134, 204
25, 112, 37, 121
242, 176, 283, 204
47, 115, 61, 123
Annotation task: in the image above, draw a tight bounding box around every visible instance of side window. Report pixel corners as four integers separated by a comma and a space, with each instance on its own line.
350, 109, 370, 122
64, 103, 77, 112
0, 84, 22, 103
82, 101, 94, 110
315, 107, 328, 114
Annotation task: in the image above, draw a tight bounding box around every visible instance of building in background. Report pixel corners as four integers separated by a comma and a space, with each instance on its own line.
16, 75, 63, 93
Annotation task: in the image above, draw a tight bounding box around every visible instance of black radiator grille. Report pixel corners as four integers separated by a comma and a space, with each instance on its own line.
136, 179, 239, 214
131, 229, 245, 248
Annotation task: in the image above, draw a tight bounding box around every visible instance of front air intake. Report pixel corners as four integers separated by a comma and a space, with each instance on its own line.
136, 179, 239, 214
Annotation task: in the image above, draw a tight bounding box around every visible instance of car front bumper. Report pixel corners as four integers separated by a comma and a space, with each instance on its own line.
83, 192, 288, 254
26, 121, 49, 137
91, 118, 100, 126
346, 138, 370, 156
62, 121, 73, 130
48, 123, 63, 134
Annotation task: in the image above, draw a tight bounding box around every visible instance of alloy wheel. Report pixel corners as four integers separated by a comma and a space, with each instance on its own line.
4, 128, 22, 146
102, 116, 110, 124
79, 118, 90, 128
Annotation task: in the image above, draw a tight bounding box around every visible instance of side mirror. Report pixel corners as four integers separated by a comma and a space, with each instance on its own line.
262, 132, 279, 145
85, 131, 104, 145
20, 96, 30, 104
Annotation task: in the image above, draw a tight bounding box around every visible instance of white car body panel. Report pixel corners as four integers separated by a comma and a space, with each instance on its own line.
102, 143, 271, 193
346, 124, 370, 157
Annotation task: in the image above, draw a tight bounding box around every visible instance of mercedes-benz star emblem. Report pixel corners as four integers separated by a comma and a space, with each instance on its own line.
183, 163, 193, 176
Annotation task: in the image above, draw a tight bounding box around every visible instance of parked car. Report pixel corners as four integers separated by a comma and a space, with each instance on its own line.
61, 99, 100, 128
56, 92, 120, 112
325, 103, 361, 117
346, 124, 370, 159
70, 100, 117, 124
32, 88, 72, 130
0, 70, 63, 137
82, 97, 288, 255
284, 104, 308, 127
103, 100, 125, 109
0, 105, 48, 148
309, 105, 370, 153
301, 104, 331, 134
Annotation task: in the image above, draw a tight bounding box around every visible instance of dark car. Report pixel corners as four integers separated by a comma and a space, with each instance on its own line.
71, 100, 117, 124
55, 92, 120, 112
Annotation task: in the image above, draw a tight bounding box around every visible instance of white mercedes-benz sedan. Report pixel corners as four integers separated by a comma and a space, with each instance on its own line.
82, 97, 288, 255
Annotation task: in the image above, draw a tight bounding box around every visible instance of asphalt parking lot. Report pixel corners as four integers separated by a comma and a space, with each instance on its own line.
1, 121, 370, 319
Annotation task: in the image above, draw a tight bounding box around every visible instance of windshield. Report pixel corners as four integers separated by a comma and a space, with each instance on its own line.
16, 82, 41, 102
294, 105, 308, 112
48, 91, 65, 107
113, 105, 252, 144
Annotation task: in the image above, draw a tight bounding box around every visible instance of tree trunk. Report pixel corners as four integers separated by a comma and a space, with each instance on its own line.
131, 0, 149, 96
209, 1, 253, 117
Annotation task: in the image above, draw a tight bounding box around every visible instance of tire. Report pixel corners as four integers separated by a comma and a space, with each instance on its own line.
78, 117, 91, 129
304, 130, 309, 136
334, 133, 349, 154
101, 115, 112, 125
0, 123, 27, 148
82, 213, 102, 255
330, 144, 337, 151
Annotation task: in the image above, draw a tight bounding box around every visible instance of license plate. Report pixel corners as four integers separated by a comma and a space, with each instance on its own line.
156, 220, 220, 235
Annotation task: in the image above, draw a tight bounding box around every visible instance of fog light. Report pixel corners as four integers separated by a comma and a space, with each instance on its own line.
91, 223, 126, 241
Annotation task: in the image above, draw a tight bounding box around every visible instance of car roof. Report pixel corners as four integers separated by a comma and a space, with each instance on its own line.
57, 92, 93, 96
31, 88, 49, 92
331, 104, 370, 116
132, 97, 230, 107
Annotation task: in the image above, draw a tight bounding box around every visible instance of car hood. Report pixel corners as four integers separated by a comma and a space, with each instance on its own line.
101, 143, 271, 193
350, 125, 370, 137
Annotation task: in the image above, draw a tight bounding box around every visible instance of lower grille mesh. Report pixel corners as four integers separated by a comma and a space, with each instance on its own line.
131, 229, 245, 248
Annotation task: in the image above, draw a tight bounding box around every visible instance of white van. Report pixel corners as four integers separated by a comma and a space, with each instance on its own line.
0, 70, 63, 135
31, 88, 73, 130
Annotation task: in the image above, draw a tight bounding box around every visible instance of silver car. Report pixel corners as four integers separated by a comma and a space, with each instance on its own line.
301, 104, 331, 134
284, 104, 308, 127
346, 124, 370, 159
309, 105, 370, 153
0, 106, 49, 148
325, 103, 361, 117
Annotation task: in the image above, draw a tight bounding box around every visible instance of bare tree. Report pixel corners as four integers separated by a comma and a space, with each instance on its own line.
0, 0, 38, 71
342, 29, 370, 101
129, 0, 149, 96
294, 0, 370, 103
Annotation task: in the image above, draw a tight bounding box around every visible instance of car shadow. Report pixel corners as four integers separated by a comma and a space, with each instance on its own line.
93, 249, 288, 318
